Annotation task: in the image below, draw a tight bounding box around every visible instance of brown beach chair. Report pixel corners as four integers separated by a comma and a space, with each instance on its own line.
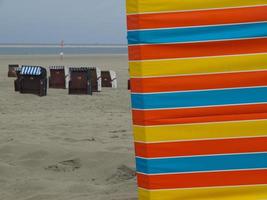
68, 67, 92, 95
101, 71, 112, 87
14, 67, 21, 92
18, 66, 47, 96
49, 66, 66, 89
8, 64, 19, 77
101, 70, 117, 88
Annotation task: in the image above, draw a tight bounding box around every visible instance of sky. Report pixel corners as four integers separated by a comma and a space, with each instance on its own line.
0, 0, 127, 44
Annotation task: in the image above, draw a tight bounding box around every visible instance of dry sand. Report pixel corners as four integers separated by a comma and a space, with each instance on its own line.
0, 55, 137, 200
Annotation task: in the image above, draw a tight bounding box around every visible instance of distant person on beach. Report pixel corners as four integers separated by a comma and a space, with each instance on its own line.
60, 52, 64, 60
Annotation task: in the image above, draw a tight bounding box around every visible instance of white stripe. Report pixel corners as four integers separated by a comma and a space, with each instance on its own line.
133, 117, 267, 127
136, 151, 267, 160
129, 52, 267, 63
138, 184, 267, 191
29, 67, 33, 74
131, 85, 267, 95
132, 102, 267, 111
134, 135, 267, 144
130, 69, 267, 79
32, 67, 36, 75
26, 67, 30, 74
128, 21, 267, 32
137, 167, 267, 176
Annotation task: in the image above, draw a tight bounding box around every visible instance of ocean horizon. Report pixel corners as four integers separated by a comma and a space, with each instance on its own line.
0, 44, 128, 55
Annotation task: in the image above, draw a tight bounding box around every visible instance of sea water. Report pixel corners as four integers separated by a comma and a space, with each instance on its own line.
0, 45, 127, 55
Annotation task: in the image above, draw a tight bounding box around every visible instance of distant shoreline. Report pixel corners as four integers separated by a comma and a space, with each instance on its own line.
0, 45, 128, 55
0, 53, 128, 57
0, 44, 127, 48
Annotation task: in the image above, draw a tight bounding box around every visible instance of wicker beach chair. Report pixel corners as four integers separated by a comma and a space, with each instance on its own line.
101, 70, 117, 88
18, 66, 47, 96
14, 67, 22, 92
89, 67, 102, 92
8, 64, 19, 77
49, 66, 66, 89
68, 67, 92, 95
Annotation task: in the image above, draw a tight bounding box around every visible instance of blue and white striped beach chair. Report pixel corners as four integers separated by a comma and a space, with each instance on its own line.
18, 65, 47, 96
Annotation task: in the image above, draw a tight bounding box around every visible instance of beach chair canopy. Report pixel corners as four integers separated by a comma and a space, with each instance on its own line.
21, 66, 42, 76
126, 0, 267, 199
69, 67, 91, 77
49, 66, 65, 70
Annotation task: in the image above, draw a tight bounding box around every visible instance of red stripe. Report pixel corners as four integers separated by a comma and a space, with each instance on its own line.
131, 71, 267, 93
128, 38, 267, 61
127, 6, 267, 30
137, 169, 267, 189
135, 137, 267, 158
132, 104, 267, 126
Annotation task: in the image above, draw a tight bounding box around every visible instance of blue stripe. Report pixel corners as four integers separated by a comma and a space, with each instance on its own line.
131, 87, 267, 109
128, 22, 267, 44
136, 153, 267, 174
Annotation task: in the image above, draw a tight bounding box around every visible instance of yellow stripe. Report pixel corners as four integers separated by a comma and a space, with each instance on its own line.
139, 185, 267, 200
134, 120, 267, 142
126, 0, 267, 14
129, 53, 267, 77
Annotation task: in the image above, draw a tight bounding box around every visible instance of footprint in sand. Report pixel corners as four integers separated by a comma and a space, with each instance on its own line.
109, 130, 127, 134
45, 158, 81, 172
106, 165, 136, 184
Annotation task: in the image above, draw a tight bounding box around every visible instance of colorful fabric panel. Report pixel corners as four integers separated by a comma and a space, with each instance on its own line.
126, 0, 267, 199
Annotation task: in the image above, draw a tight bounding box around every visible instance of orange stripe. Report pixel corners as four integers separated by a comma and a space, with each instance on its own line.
135, 137, 267, 158
127, 6, 267, 30
128, 38, 267, 61
132, 104, 267, 126
137, 169, 267, 189
131, 71, 267, 93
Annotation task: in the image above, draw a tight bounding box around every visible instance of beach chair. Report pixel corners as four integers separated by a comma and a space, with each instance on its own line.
49, 66, 66, 89
68, 67, 92, 95
89, 67, 102, 92
14, 67, 21, 92
8, 64, 19, 77
19, 66, 47, 96
101, 70, 117, 88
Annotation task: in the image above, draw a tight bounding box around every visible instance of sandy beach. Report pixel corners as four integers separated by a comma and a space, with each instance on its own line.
0, 55, 137, 200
